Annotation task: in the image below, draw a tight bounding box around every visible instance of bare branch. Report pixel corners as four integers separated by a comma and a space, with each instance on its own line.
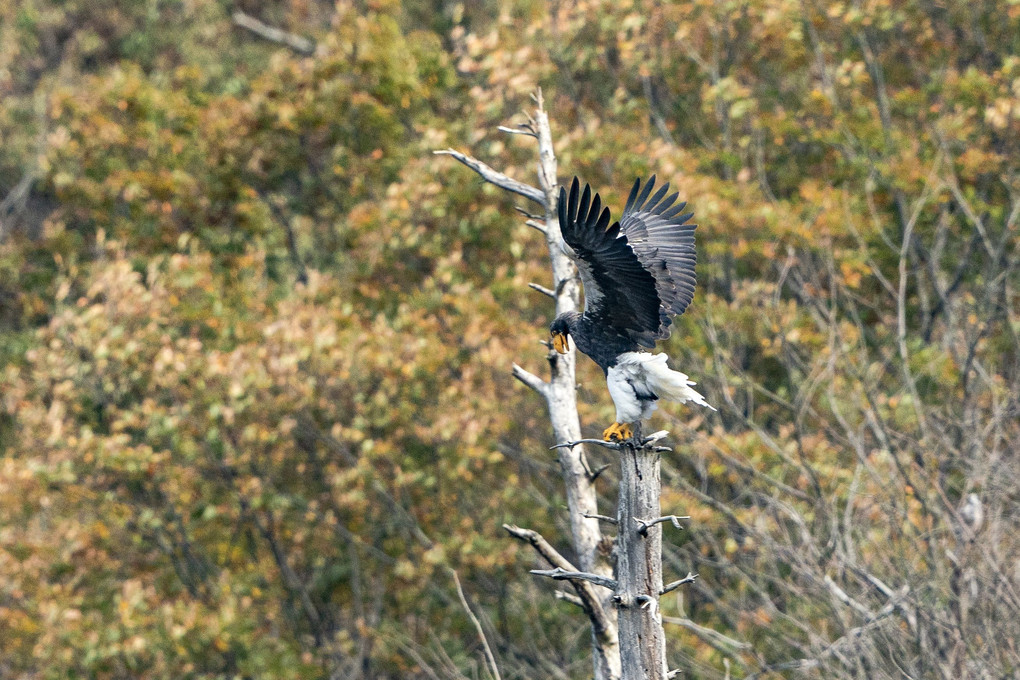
635, 515, 689, 535
555, 590, 585, 607
824, 575, 872, 618
583, 513, 618, 525
0, 171, 37, 241
232, 11, 315, 55
662, 616, 752, 653
529, 282, 555, 298
661, 573, 699, 595
433, 149, 545, 206
525, 219, 548, 234
551, 438, 623, 451
531, 567, 618, 590
641, 430, 671, 445
512, 363, 547, 395
503, 525, 575, 571
514, 206, 543, 220
498, 125, 537, 138
551, 436, 672, 453
450, 569, 502, 680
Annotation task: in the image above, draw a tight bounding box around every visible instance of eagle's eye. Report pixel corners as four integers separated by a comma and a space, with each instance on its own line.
551, 331, 569, 354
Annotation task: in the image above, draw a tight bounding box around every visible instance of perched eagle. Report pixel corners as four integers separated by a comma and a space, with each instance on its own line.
549, 176, 714, 442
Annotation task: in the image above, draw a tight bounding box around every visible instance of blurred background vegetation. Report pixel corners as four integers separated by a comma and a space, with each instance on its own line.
1, 0, 1018, 678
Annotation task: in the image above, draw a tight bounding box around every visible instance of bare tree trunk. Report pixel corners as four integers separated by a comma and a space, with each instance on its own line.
436, 91, 622, 680
615, 438, 668, 680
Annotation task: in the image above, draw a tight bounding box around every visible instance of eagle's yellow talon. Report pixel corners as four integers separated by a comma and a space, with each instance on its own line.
602, 422, 633, 442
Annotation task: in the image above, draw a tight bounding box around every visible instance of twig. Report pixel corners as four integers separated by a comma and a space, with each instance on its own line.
529, 282, 555, 298
0, 172, 37, 241
661, 573, 698, 595
514, 206, 543, 220
525, 219, 548, 234
662, 616, 752, 654
642, 74, 676, 146
583, 513, 618, 525
503, 525, 617, 645
635, 515, 689, 535
232, 11, 315, 55
433, 149, 545, 205
551, 439, 623, 451
641, 431, 671, 445
450, 569, 502, 680
531, 567, 618, 590
551, 437, 672, 453
824, 574, 872, 618
555, 590, 585, 607
498, 125, 537, 138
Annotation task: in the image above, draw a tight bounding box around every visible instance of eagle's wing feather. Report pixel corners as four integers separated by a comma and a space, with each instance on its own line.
558, 178, 663, 347
618, 175, 698, 340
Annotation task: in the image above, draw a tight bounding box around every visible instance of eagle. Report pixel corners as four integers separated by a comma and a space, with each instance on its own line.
549, 176, 715, 442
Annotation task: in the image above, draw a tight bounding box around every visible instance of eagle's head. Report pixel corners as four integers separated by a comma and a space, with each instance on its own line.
549, 312, 579, 354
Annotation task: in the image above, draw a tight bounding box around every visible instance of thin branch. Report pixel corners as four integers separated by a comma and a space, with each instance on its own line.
662, 616, 752, 653
256, 189, 308, 284
513, 206, 543, 220
232, 11, 315, 55
642, 431, 671, 445
555, 590, 585, 607
551, 439, 623, 451
512, 363, 548, 395
525, 219, 548, 234
583, 513, 618, 525
498, 125, 537, 138
433, 149, 545, 206
642, 74, 676, 146
0, 172, 37, 241
823, 575, 873, 618
551, 435, 672, 453
635, 515, 689, 535
450, 569, 502, 680
531, 568, 618, 590
529, 282, 555, 298
661, 573, 699, 595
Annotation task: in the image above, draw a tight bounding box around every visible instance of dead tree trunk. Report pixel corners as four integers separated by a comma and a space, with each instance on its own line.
438, 92, 696, 680
436, 90, 621, 680
615, 438, 668, 680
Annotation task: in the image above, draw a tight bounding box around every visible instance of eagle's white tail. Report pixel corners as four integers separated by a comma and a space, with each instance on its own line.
638, 353, 716, 410
608, 352, 716, 423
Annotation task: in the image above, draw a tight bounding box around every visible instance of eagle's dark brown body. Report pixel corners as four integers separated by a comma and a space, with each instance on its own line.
548, 177, 713, 441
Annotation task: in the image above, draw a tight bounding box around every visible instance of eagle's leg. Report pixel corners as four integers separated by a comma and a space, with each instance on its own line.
602, 421, 634, 442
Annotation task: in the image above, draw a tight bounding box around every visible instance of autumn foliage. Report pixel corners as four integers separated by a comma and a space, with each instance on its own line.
1, 0, 1019, 678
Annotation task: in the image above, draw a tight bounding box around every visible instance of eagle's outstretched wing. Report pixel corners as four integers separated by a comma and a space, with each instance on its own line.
618, 175, 698, 339
557, 177, 663, 348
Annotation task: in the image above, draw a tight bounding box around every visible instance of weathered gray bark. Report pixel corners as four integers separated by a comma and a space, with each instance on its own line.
615, 439, 668, 680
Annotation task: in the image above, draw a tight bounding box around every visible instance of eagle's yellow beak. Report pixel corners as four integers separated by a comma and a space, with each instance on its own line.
552, 331, 569, 354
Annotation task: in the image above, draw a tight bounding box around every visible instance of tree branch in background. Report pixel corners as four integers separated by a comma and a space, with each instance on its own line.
450, 569, 502, 680
232, 11, 315, 55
